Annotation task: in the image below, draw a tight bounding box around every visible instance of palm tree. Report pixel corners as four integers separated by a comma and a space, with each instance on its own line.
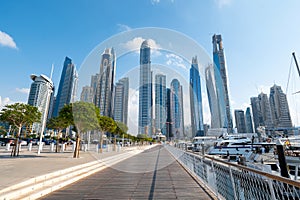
0, 103, 41, 156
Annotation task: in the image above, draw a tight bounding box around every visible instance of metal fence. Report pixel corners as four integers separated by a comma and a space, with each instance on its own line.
165, 145, 300, 200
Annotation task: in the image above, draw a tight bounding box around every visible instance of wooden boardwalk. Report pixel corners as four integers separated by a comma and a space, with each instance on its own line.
42, 145, 213, 200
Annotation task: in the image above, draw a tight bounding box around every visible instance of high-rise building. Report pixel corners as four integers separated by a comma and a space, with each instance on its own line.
166, 88, 172, 139
212, 34, 233, 133
28, 74, 54, 133
95, 48, 116, 117
245, 107, 254, 133
251, 97, 263, 133
205, 64, 222, 128
90, 74, 100, 104
269, 84, 292, 130
53, 57, 78, 117
189, 56, 204, 137
114, 77, 129, 125
170, 79, 184, 139
258, 92, 273, 130
138, 40, 153, 136
155, 74, 167, 135
234, 109, 246, 133
80, 86, 93, 103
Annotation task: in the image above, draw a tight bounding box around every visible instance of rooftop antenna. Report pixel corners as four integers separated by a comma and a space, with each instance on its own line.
50, 63, 54, 80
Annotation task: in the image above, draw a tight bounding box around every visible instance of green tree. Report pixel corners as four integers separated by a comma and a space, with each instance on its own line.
47, 116, 71, 153
71, 102, 99, 158
0, 103, 41, 156
98, 116, 116, 153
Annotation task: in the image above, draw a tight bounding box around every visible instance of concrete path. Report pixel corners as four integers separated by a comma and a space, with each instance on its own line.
42, 145, 213, 200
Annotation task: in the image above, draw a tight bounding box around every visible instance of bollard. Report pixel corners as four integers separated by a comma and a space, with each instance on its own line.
50, 142, 54, 152
72, 142, 76, 153
84, 144, 87, 152
28, 142, 32, 151
106, 144, 109, 152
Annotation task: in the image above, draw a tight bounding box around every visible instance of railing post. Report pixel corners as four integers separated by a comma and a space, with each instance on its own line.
229, 166, 238, 200
267, 178, 276, 200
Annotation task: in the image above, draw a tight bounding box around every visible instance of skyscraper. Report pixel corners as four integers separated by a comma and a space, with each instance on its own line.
189, 56, 204, 137
205, 64, 222, 128
258, 92, 273, 130
245, 107, 254, 133
155, 74, 167, 135
234, 109, 246, 133
251, 97, 263, 133
28, 74, 54, 133
95, 48, 116, 117
269, 84, 292, 130
114, 77, 129, 125
80, 86, 93, 103
212, 34, 233, 133
170, 79, 184, 139
90, 73, 100, 104
166, 88, 172, 139
138, 40, 153, 136
53, 57, 78, 117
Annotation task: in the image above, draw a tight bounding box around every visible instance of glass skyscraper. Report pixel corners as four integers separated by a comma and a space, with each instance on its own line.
53, 57, 78, 117
170, 79, 184, 139
114, 77, 129, 125
189, 56, 204, 137
234, 109, 246, 133
212, 34, 233, 133
138, 40, 153, 136
95, 48, 116, 117
245, 107, 254, 133
28, 74, 54, 133
155, 74, 167, 135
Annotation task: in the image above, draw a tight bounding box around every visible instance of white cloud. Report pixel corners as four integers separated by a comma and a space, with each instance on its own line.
214, 0, 232, 8
122, 37, 161, 52
16, 88, 30, 94
0, 30, 18, 49
117, 24, 132, 32
0, 96, 14, 111
165, 53, 187, 69
151, 0, 160, 4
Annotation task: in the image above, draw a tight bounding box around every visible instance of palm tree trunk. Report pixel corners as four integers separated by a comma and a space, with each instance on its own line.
73, 134, 80, 158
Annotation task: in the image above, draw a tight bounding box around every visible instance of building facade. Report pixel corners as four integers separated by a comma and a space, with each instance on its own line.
95, 48, 116, 117
245, 107, 254, 133
80, 86, 93, 103
138, 40, 153, 136
212, 34, 233, 133
170, 79, 184, 139
155, 74, 167, 135
28, 74, 54, 133
189, 56, 204, 137
234, 109, 247, 133
53, 57, 78, 117
114, 77, 129, 125
269, 84, 293, 130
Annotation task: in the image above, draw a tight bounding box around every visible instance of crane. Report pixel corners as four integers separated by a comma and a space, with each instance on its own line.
292, 52, 300, 78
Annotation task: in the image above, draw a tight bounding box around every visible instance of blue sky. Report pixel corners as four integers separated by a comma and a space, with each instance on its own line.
1, 0, 300, 129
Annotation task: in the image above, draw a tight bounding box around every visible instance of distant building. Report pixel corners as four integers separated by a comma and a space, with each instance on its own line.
189, 56, 204, 137
114, 77, 129, 125
269, 84, 293, 130
53, 57, 78, 117
90, 74, 100, 104
166, 88, 172, 139
155, 74, 167, 135
138, 40, 153, 136
212, 34, 233, 133
28, 74, 54, 133
80, 86, 93, 103
170, 79, 184, 139
95, 48, 116, 117
205, 64, 221, 128
245, 107, 254, 133
234, 109, 247, 133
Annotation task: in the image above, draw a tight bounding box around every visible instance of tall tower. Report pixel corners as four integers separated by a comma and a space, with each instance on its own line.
95, 48, 116, 117
155, 74, 167, 135
80, 86, 93, 103
245, 107, 254, 133
28, 74, 54, 133
251, 97, 263, 133
234, 109, 246, 133
189, 56, 204, 137
138, 40, 153, 136
258, 92, 273, 131
212, 34, 233, 133
170, 79, 184, 139
114, 77, 129, 125
53, 57, 78, 117
205, 64, 221, 128
269, 84, 292, 130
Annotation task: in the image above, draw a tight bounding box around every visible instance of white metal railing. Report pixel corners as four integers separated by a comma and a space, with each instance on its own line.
165, 144, 300, 200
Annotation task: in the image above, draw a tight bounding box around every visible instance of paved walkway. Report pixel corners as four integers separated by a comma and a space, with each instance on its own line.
0, 145, 134, 189
42, 145, 213, 200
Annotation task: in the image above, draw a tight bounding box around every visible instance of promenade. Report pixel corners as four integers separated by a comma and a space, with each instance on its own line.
0, 144, 214, 199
